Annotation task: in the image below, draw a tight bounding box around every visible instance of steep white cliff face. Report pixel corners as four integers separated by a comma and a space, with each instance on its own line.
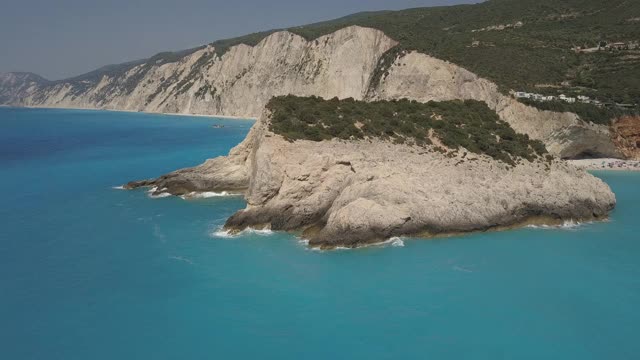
18, 26, 397, 116
4, 26, 619, 157
190, 29, 397, 117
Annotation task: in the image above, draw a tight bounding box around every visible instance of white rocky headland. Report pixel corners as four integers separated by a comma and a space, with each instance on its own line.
125, 107, 616, 249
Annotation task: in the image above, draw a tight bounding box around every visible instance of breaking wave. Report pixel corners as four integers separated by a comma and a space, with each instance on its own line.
305, 236, 406, 251
122, 187, 240, 200
298, 238, 310, 246
209, 226, 274, 238
180, 191, 241, 199
247, 228, 274, 236
387, 237, 406, 247
146, 187, 171, 199
211, 229, 235, 238
168, 256, 194, 265
526, 219, 595, 231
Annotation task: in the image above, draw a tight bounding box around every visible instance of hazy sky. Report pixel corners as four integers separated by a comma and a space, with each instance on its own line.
1, 0, 479, 80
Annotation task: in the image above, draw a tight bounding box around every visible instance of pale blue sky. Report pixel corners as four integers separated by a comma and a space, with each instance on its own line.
1, 0, 478, 80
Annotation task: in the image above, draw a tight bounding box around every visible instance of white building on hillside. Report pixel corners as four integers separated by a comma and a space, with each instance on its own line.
559, 94, 576, 103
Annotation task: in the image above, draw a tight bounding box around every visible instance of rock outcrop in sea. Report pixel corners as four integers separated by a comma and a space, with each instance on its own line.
126, 106, 617, 249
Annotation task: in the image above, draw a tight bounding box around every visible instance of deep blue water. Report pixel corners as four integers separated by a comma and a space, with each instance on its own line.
1, 107, 640, 360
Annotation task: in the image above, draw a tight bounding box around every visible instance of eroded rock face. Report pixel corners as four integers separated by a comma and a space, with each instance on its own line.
125, 121, 264, 195
612, 116, 640, 160
1, 27, 619, 158
12, 26, 397, 117
127, 112, 616, 248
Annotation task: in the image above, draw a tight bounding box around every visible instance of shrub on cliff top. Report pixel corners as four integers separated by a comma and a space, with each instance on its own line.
266, 95, 547, 165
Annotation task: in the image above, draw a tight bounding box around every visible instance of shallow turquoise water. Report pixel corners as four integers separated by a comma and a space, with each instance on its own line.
1, 107, 639, 359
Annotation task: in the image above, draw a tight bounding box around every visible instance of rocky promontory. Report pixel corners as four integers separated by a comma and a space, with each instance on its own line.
126, 96, 616, 248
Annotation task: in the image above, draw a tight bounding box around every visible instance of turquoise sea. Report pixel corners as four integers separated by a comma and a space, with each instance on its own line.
1, 107, 640, 359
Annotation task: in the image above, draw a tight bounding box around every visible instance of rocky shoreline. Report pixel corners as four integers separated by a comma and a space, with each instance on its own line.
568, 158, 640, 171
126, 108, 617, 249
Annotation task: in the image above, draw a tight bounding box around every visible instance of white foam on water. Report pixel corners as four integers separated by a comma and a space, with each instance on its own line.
146, 187, 171, 199
209, 226, 274, 239
526, 219, 592, 231
305, 236, 406, 252
210, 227, 236, 238
453, 265, 474, 273
168, 256, 194, 265
388, 237, 405, 247
180, 191, 241, 199
304, 244, 349, 252
557, 220, 581, 229
368, 237, 406, 248
112, 185, 126, 190
137, 188, 242, 200
244, 228, 274, 236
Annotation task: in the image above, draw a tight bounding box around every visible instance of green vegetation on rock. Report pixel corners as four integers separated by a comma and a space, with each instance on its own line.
267, 96, 548, 165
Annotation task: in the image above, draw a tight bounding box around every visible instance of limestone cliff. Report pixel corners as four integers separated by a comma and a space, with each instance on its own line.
0, 72, 49, 104
0, 26, 621, 159
612, 116, 640, 160
10, 27, 396, 117
126, 108, 616, 249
